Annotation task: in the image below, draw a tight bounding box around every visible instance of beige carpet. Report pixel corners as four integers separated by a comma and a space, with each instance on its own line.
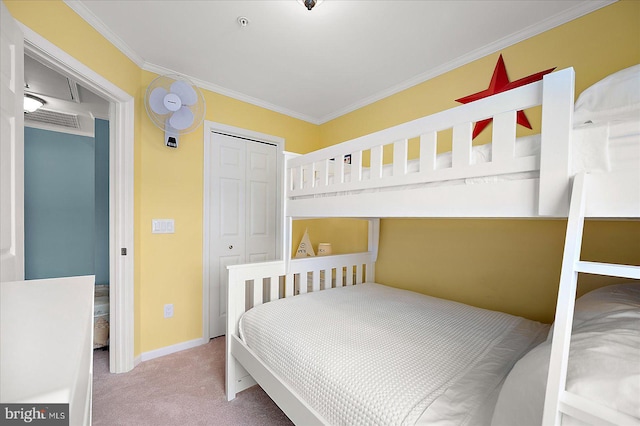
92, 337, 293, 425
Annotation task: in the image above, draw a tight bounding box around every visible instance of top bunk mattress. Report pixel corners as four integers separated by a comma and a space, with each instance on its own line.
239, 282, 549, 425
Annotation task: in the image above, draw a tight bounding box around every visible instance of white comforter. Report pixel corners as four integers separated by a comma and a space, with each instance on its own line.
239, 283, 548, 425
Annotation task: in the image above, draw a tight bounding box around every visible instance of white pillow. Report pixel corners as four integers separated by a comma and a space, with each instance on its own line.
491, 283, 640, 426
574, 64, 640, 125
572, 282, 640, 327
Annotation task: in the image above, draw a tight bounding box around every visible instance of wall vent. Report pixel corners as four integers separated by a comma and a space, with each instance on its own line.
25, 108, 80, 129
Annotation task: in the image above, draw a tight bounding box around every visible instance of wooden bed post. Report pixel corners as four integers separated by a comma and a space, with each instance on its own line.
282, 152, 298, 265
539, 67, 575, 216
226, 260, 287, 401
225, 266, 244, 401
368, 219, 380, 281
284, 216, 293, 272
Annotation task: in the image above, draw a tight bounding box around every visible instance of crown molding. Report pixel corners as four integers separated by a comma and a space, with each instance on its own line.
63, 0, 146, 68
317, 0, 615, 124
65, 0, 615, 125
142, 62, 322, 125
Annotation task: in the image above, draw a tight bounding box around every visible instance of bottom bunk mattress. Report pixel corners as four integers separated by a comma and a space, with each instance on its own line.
238, 282, 549, 425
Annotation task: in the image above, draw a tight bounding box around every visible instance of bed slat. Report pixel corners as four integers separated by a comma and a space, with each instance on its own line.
269, 276, 279, 302
299, 273, 308, 294
370, 145, 383, 179
285, 273, 294, 297
393, 139, 408, 176
337, 155, 346, 184
419, 131, 437, 173
335, 265, 343, 287
299, 165, 306, 189
253, 279, 264, 306
291, 166, 299, 191
351, 151, 363, 182
452, 122, 472, 168
311, 162, 317, 188
318, 159, 329, 187
312, 270, 321, 292
492, 110, 517, 164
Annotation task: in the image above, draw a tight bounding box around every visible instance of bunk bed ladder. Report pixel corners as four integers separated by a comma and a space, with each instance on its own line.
542, 172, 640, 426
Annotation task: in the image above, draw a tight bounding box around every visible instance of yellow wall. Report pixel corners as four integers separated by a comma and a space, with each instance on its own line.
291, 219, 370, 257
6, 0, 323, 355
6, 0, 639, 358
319, 0, 640, 323
320, 1, 639, 146
136, 70, 323, 351
6, 0, 148, 354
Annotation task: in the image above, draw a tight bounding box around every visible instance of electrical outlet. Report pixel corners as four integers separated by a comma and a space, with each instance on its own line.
164, 304, 174, 318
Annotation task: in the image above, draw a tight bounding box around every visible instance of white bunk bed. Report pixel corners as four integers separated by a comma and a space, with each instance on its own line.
225, 66, 640, 425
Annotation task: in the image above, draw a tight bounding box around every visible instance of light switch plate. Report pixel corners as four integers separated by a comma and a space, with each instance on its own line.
152, 219, 175, 234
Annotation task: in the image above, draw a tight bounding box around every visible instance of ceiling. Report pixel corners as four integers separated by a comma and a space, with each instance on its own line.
66, 0, 612, 124
24, 54, 109, 136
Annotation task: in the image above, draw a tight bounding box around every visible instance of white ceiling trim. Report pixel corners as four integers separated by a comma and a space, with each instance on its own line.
63, 0, 146, 68
318, 0, 615, 123
143, 62, 321, 125
65, 0, 321, 124
63, 0, 615, 125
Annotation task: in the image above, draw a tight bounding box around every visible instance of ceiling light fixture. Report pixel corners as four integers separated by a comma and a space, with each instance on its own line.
23, 93, 46, 113
298, 0, 323, 11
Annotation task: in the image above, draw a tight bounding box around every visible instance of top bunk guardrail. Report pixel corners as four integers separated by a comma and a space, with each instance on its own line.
287, 68, 575, 217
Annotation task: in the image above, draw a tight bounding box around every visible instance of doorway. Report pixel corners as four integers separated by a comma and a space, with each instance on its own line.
21, 23, 135, 373
23, 53, 110, 286
202, 122, 284, 339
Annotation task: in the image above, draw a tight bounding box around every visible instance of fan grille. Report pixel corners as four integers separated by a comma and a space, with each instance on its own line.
24, 108, 80, 129
144, 74, 206, 135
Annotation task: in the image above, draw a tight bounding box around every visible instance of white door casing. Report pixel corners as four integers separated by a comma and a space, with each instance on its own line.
0, 1, 24, 282
4, 12, 135, 373
203, 122, 284, 339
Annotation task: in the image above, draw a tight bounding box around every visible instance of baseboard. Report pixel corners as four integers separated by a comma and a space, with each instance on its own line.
139, 338, 208, 363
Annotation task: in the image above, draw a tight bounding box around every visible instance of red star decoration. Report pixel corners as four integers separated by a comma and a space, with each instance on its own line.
456, 55, 556, 139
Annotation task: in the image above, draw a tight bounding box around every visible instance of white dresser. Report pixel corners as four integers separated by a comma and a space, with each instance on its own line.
1, 275, 95, 425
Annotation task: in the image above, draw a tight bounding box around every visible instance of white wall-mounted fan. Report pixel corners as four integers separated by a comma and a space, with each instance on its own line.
144, 74, 206, 148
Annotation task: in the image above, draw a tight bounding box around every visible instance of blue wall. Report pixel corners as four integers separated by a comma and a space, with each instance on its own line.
24, 122, 110, 283
95, 119, 110, 285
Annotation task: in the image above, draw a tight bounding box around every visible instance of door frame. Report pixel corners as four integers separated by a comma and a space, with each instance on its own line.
20, 24, 135, 373
202, 121, 284, 340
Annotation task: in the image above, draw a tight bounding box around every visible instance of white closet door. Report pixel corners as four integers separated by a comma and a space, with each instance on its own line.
0, 3, 24, 282
209, 132, 277, 338
246, 141, 277, 263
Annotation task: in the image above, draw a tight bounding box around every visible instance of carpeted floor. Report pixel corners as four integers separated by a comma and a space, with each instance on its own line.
92, 337, 293, 425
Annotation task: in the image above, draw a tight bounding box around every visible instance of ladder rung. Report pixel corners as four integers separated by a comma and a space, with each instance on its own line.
559, 391, 640, 426
576, 261, 640, 279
